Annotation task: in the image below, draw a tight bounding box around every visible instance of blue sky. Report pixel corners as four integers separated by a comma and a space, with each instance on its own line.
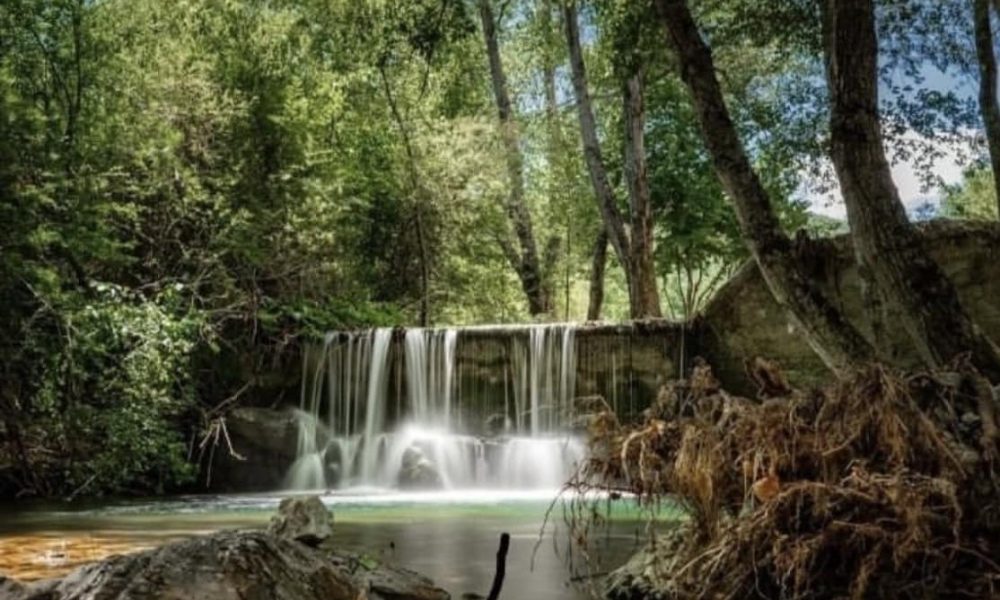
806, 64, 983, 220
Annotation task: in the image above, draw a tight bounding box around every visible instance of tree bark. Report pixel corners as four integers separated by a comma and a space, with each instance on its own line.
824, 0, 1000, 378
563, 1, 662, 319
539, 0, 571, 319
587, 228, 608, 320
478, 0, 551, 316
623, 67, 663, 318
974, 0, 1000, 218
563, 2, 630, 272
540, 0, 560, 142
652, 0, 874, 375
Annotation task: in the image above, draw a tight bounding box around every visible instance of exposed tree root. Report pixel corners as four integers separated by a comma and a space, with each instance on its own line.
571, 359, 1000, 599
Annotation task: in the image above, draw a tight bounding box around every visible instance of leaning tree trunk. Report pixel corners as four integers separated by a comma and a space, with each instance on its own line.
478, 0, 551, 316
563, 2, 630, 278
825, 0, 1000, 378
564, 1, 665, 319
652, 0, 874, 375
974, 0, 1000, 218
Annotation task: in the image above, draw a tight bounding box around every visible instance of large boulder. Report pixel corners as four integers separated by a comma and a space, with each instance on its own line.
6, 529, 452, 600
12, 531, 360, 600
0, 576, 25, 598
208, 407, 300, 492
483, 413, 508, 437
397, 447, 443, 490
268, 496, 333, 546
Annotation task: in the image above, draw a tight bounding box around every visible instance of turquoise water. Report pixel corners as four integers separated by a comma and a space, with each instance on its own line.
0, 489, 678, 599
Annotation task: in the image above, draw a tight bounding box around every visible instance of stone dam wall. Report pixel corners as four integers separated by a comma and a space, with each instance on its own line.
209, 220, 1000, 491
300, 322, 693, 430
698, 220, 1000, 392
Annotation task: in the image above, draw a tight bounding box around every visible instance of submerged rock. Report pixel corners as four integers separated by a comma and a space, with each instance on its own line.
330, 554, 450, 600
483, 413, 508, 437
604, 530, 686, 600
13, 531, 360, 600
268, 495, 334, 546
397, 446, 443, 490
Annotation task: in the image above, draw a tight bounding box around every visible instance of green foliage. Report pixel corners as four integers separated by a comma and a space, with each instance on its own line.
259, 298, 403, 339
804, 213, 850, 237
1, 0, 984, 497
941, 167, 999, 220
22, 285, 203, 495
0, 0, 446, 496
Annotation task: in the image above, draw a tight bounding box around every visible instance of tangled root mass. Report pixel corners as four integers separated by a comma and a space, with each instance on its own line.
573, 359, 1000, 600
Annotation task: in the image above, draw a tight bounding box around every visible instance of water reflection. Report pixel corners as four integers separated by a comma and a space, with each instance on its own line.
0, 490, 668, 599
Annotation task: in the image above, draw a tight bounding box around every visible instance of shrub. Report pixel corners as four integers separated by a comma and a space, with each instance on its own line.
25, 284, 203, 496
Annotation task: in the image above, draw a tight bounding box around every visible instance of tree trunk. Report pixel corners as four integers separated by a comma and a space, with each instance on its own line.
541, 0, 560, 144
413, 207, 430, 326
539, 0, 571, 319
564, 1, 664, 319
563, 2, 630, 271
623, 67, 663, 318
652, 0, 874, 375
824, 0, 1000, 378
974, 0, 1000, 218
588, 228, 608, 320
478, 0, 551, 316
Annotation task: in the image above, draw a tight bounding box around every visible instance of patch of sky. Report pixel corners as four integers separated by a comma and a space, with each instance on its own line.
805, 40, 987, 222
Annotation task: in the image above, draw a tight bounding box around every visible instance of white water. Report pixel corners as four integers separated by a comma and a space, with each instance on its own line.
286, 325, 585, 491
404, 328, 457, 428
516, 325, 577, 435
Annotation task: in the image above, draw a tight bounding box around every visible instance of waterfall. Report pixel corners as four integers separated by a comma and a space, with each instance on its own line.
359, 329, 393, 482
516, 325, 577, 435
286, 324, 586, 491
404, 328, 457, 428
284, 328, 393, 490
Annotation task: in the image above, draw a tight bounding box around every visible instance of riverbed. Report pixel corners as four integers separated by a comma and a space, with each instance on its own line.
0, 489, 676, 599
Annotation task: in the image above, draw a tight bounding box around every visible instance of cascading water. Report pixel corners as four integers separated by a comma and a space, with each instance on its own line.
285, 325, 586, 491
286, 328, 393, 489
513, 325, 577, 435
404, 328, 457, 428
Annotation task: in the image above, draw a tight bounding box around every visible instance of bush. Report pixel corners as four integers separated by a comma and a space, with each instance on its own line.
23, 284, 204, 496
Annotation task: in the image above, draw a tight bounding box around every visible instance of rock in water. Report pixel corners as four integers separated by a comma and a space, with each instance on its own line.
210, 407, 301, 492
604, 532, 685, 600
330, 554, 450, 600
4, 499, 451, 600
14, 531, 360, 600
397, 446, 443, 490
268, 495, 334, 546
484, 413, 507, 437
0, 576, 25, 598
8, 531, 451, 600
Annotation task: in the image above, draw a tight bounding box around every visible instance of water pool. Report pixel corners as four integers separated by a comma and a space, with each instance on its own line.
0, 489, 677, 599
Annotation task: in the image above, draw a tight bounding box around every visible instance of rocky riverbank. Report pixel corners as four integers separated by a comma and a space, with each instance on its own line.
0, 496, 449, 600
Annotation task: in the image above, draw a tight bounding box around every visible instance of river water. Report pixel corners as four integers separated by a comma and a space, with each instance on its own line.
0, 489, 673, 599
